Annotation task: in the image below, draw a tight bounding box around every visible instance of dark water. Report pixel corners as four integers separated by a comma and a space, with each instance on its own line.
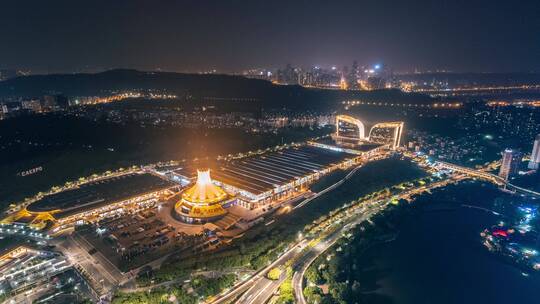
357, 182, 540, 304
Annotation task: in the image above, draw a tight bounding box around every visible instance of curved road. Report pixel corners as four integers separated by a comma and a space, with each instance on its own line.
211, 240, 308, 304
292, 205, 382, 304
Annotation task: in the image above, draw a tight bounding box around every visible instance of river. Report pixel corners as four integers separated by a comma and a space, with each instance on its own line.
351, 181, 540, 304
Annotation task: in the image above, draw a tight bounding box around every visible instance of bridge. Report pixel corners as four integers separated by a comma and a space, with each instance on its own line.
434, 161, 540, 198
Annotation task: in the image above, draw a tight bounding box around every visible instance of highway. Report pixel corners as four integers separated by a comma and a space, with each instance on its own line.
211, 240, 308, 304
235, 176, 457, 304
292, 203, 385, 304
236, 270, 284, 304
7, 282, 55, 304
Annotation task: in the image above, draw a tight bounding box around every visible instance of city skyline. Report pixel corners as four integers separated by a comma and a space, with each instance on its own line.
1, 0, 539, 74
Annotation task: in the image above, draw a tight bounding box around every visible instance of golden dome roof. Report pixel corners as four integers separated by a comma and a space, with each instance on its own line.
182, 169, 227, 205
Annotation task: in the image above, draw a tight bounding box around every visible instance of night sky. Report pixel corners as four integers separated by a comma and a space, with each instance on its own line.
1, 0, 539, 73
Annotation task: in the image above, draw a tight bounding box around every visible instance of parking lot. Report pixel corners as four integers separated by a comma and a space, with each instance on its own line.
80, 203, 214, 272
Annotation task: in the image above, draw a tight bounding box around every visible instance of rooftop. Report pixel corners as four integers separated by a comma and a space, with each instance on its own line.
0, 236, 28, 259
27, 173, 174, 218
177, 146, 357, 196
312, 137, 383, 152
182, 170, 228, 204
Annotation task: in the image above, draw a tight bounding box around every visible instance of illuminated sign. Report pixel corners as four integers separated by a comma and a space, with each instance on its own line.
18, 166, 43, 177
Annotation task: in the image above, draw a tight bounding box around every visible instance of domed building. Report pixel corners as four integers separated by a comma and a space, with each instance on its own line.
174, 169, 234, 224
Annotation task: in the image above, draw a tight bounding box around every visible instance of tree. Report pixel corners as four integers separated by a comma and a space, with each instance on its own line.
304, 286, 324, 304
267, 268, 282, 280
276, 267, 295, 304
305, 267, 323, 285
329, 282, 348, 304
276, 280, 294, 304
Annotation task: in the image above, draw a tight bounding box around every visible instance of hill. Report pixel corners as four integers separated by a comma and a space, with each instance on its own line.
0, 69, 436, 110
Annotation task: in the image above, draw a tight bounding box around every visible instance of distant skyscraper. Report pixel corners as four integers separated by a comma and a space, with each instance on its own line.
348, 61, 359, 89
528, 134, 540, 170
366, 76, 385, 90
278, 64, 298, 85
339, 75, 348, 90
499, 149, 521, 181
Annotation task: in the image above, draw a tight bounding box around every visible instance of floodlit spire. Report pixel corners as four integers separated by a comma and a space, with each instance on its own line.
196, 169, 212, 186
182, 169, 227, 204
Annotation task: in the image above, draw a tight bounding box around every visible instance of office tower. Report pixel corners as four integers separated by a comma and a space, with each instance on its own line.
499, 149, 521, 181
528, 134, 540, 170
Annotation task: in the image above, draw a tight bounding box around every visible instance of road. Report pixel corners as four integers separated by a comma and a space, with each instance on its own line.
211, 240, 307, 304
294, 163, 364, 210
236, 271, 284, 304
292, 203, 383, 304
434, 160, 540, 197
54, 234, 126, 298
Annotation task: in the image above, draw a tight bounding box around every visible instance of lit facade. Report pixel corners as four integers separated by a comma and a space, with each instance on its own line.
174, 170, 235, 224
335, 115, 404, 150
2, 173, 175, 232
0, 246, 32, 268
528, 134, 540, 170
499, 149, 521, 181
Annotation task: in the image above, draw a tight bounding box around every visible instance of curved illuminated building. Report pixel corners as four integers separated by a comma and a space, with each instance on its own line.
1, 173, 175, 232
174, 169, 234, 224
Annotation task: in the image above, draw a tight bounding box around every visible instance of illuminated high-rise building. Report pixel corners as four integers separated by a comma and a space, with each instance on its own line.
528, 134, 540, 170
347, 61, 359, 89
340, 75, 348, 90
499, 149, 521, 181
